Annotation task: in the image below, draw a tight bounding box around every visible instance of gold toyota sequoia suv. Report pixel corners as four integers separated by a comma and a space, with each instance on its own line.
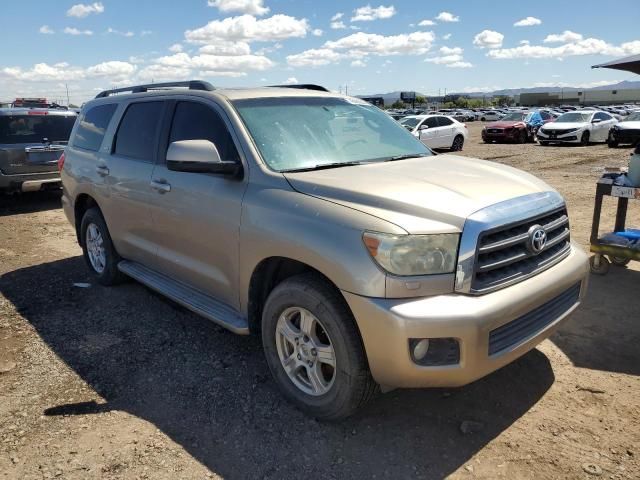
61, 81, 589, 420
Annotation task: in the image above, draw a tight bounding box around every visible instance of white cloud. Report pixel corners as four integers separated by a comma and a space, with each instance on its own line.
325, 31, 436, 56
154, 51, 274, 72
138, 64, 192, 81
544, 30, 583, 43
331, 21, 346, 30
107, 27, 135, 37
140, 30, 153, 36
64, 27, 93, 36
331, 13, 344, 21
435, 12, 459, 23
514, 17, 541, 27
312, 28, 323, 36
39, 25, 54, 34
473, 30, 504, 49
169, 43, 183, 53
519, 40, 530, 45
439, 46, 462, 55
532, 80, 620, 89
442, 33, 452, 40
418, 19, 435, 26
199, 42, 252, 55
287, 48, 343, 67
488, 38, 640, 59
1, 60, 137, 82
426, 54, 463, 64
351, 5, 396, 22
447, 61, 472, 68
283, 77, 299, 84
207, 0, 269, 16
351, 59, 367, 67
86, 61, 137, 80
185, 14, 309, 43
66, 2, 104, 18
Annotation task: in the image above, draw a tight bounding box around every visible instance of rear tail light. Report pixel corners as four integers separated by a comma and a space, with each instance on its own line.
57, 152, 65, 172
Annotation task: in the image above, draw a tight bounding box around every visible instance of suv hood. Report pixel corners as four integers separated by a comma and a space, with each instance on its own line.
284, 155, 553, 234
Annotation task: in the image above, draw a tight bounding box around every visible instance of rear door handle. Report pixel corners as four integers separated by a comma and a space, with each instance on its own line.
96, 165, 110, 176
150, 179, 171, 193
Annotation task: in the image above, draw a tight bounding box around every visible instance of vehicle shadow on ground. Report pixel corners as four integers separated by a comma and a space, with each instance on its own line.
552, 267, 640, 377
2, 256, 558, 479
0, 190, 62, 217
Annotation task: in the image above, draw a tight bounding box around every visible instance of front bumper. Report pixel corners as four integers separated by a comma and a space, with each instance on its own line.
0, 170, 61, 192
537, 130, 580, 143
343, 244, 588, 389
610, 128, 640, 145
482, 129, 521, 142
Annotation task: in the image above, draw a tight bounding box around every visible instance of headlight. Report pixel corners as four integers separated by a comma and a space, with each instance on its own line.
363, 232, 459, 276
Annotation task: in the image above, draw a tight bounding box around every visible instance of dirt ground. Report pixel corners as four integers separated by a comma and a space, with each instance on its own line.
1, 123, 639, 480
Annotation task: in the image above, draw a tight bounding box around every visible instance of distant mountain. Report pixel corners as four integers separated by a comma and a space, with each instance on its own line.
456, 80, 640, 98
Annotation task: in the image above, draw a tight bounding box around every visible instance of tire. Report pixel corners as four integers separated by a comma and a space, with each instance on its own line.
580, 131, 590, 146
607, 133, 618, 148
610, 256, 630, 267
539, 141, 549, 146
518, 130, 527, 144
80, 207, 126, 286
451, 135, 464, 151
261, 273, 377, 420
589, 255, 610, 275
480, 117, 486, 122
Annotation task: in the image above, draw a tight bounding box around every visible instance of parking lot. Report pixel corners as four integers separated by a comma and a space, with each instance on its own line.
1, 122, 639, 479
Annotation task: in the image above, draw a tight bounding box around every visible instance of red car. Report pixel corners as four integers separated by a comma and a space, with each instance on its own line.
482, 111, 555, 144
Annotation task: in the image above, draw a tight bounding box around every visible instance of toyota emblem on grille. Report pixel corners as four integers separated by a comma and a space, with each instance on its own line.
527, 225, 547, 254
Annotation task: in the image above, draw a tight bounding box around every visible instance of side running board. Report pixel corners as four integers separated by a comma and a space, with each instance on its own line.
118, 260, 249, 335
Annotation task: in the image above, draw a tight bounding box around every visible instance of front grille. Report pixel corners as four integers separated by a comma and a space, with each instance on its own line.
488, 282, 581, 355
472, 207, 571, 293
487, 128, 504, 134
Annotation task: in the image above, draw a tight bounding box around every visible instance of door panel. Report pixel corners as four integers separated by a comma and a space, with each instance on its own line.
147, 100, 246, 309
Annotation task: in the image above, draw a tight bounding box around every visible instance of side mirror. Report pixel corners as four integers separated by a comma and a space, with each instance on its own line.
166, 140, 241, 176
592, 118, 602, 124
419, 124, 429, 130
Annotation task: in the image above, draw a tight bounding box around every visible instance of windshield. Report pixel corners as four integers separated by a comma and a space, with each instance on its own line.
501, 112, 526, 122
0, 114, 76, 144
556, 112, 591, 123
624, 112, 640, 122
234, 97, 431, 172
399, 117, 422, 128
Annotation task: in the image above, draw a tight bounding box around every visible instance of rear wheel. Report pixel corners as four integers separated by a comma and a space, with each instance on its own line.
580, 131, 590, 146
610, 256, 630, 267
481, 117, 486, 122
607, 133, 619, 148
261, 273, 377, 420
589, 255, 610, 275
80, 208, 126, 286
451, 135, 464, 151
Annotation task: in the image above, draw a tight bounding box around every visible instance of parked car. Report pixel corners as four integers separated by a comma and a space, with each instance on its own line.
61, 81, 588, 420
537, 110, 618, 146
399, 114, 468, 151
482, 112, 530, 144
607, 111, 640, 147
0, 101, 77, 193
479, 111, 503, 122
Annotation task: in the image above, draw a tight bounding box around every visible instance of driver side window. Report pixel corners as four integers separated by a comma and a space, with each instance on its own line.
169, 101, 239, 162
424, 117, 439, 128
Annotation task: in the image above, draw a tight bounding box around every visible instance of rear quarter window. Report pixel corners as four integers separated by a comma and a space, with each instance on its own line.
73, 104, 117, 151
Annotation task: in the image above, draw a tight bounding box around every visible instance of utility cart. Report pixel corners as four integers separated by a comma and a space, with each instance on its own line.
589, 176, 640, 275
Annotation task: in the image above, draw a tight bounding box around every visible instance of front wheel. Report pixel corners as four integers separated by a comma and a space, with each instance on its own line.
451, 135, 464, 151
580, 131, 590, 146
80, 207, 126, 286
607, 133, 619, 148
518, 130, 527, 144
262, 273, 377, 420
589, 255, 610, 275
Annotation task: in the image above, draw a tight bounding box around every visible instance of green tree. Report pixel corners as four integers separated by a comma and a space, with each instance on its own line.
390, 100, 405, 109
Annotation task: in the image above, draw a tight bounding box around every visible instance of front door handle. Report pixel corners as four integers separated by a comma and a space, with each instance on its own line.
96, 165, 110, 176
150, 179, 171, 194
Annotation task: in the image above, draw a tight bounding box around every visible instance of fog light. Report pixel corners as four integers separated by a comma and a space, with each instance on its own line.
412, 339, 430, 361
409, 338, 460, 366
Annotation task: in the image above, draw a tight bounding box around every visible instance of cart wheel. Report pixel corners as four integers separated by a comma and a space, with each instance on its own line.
609, 256, 631, 267
590, 255, 610, 275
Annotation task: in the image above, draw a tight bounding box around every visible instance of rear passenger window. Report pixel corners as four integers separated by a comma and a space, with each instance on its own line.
74, 104, 117, 151
423, 117, 439, 128
169, 102, 239, 162
114, 102, 163, 161
437, 117, 453, 126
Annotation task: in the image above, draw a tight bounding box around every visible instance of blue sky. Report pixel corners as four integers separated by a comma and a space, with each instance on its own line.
1, 0, 639, 104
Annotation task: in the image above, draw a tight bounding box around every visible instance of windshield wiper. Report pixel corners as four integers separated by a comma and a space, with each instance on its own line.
381, 153, 431, 162
281, 161, 371, 173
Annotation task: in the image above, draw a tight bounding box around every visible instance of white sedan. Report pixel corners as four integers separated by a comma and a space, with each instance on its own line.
537, 110, 618, 146
479, 111, 503, 122
398, 114, 468, 151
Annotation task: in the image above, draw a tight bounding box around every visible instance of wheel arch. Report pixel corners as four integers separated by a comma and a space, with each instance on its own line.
74, 193, 100, 245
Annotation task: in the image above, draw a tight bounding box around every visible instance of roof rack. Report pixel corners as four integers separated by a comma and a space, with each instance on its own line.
95, 80, 215, 99
268, 84, 330, 92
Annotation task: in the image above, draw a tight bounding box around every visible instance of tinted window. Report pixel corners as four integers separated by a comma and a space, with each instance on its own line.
540, 112, 551, 120
437, 116, 453, 126
73, 104, 116, 151
595, 112, 610, 121
114, 102, 163, 161
169, 102, 239, 162
423, 117, 439, 128
0, 114, 76, 145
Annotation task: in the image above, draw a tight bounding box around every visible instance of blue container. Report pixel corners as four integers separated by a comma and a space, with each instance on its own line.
615, 229, 640, 240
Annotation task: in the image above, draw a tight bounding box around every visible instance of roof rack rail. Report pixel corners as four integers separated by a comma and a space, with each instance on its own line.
268, 84, 329, 92
95, 80, 215, 99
